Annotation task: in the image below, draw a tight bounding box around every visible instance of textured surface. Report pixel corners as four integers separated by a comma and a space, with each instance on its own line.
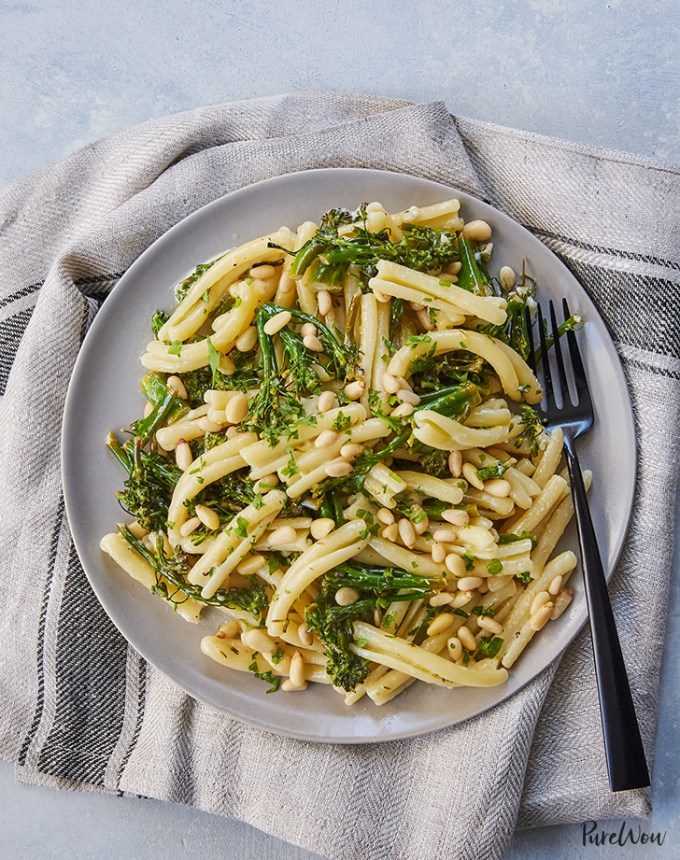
1, 0, 679, 189
0, 4, 679, 860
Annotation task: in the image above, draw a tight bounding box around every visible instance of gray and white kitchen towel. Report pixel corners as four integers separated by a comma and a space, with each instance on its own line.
0, 94, 678, 860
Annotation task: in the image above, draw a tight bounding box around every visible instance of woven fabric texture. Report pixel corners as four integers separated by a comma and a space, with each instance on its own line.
1, 94, 678, 860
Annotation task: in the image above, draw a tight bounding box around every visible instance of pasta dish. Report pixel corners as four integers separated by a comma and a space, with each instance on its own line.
100, 198, 584, 705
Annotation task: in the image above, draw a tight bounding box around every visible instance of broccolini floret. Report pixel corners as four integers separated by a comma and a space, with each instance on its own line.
305, 563, 436, 691
119, 526, 270, 624
279, 205, 460, 289
107, 434, 182, 532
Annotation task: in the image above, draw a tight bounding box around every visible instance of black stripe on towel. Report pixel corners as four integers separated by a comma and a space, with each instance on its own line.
115, 654, 148, 793
533, 228, 680, 272
36, 542, 129, 785
0, 280, 43, 311
564, 261, 680, 360
17, 497, 65, 766
0, 308, 35, 396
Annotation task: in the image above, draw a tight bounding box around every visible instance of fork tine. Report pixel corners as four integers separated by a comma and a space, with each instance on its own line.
536, 304, 553, 409
549, 300, 570, 405
562, 298, 592, 411
524, 306, 536, 372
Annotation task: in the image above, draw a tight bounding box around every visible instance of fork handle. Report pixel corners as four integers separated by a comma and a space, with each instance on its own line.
563, 436, 650, 792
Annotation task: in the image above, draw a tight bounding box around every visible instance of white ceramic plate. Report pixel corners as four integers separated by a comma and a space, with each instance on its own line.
62, 168, 636, 742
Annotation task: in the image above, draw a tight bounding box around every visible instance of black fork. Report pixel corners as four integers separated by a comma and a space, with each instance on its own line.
527, 299, 649, 792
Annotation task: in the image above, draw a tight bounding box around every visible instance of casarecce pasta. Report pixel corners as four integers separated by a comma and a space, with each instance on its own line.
101, 198, 586, 703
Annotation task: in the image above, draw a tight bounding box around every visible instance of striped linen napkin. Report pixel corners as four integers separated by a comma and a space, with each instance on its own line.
0, 93, 677, 860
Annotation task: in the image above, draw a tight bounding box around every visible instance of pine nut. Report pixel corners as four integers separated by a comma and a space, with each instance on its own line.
396, 376, 413, 392
499, 266, 515, 290
175, 439, 193, 471
448, 450, 462, 477
219, 355, 235, 375
429, 592, 453, 607
237, 554, 266, 576
143, 400, 153, 418
315, 429, 339, 448
391, 402, 414, 418
289, 651, 306, 687
457, 625, 477, 651
462, 219, 492, 242
484, 478, 511, 498
398, 518, 416, 548
548, 575, 563, 596
374, 290, 390, 303
478, 616, 503, 635
167, 375, 187, 400
458, 576, 483, 591
325, 460, 353, 478
452, 590, 473, 609
303, 334, 323, 352
225, 392, 249, 424
249, 263, 276, 279
199, 417, 224, 433
335, 586, 359, 606
445, 553, 466, 577
396, 388, 421, 406
317, 390, 337, 412
219, 619, 240, 639
195, 504, 220, 531
269, 525, 297, 546
373, 608, 383, 627
245, 628, 276, 653
180, 516, 201, 537
432, 543, 447, 564
447, 637, 463, 661
427, 612, 454, 637
298, 623, 314, 647
433, 527, 457, 543
344, 380, 365, 400
530, 604, 553, 631
382, 372, 400, 394
478, 580, 489, 594
340, 442, 364, 459
282, 678, 308, 692
256, 473, 279, 489
413, 514, 429, 535
235, 326, 257, 352
317, 290, 333, 316
377, 508, 395, 525
550, 588, 573, 620
462, 462, 484, 490
442, 508, 469, 526
382, 523, 399, 542
445, 261, 463, 275
301, 322, 317, 337
410, 301, 425, 312
530, 591, 551, 616
263, 310, 291, 336
310, 518, 335, 540
228, 283, 241, 298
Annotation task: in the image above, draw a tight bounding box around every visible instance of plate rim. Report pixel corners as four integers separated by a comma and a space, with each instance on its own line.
62, 166, 637, 743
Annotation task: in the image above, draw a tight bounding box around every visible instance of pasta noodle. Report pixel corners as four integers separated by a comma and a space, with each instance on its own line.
100, 197, 588, 704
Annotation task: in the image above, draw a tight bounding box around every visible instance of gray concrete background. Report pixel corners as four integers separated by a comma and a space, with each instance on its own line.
1, 1, 679, 858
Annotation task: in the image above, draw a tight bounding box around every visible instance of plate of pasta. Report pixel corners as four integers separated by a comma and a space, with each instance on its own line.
62, 168, 636, 742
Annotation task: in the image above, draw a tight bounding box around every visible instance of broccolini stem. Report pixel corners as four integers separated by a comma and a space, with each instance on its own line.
416, 382, 481, 417
456, 235, 490, 295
